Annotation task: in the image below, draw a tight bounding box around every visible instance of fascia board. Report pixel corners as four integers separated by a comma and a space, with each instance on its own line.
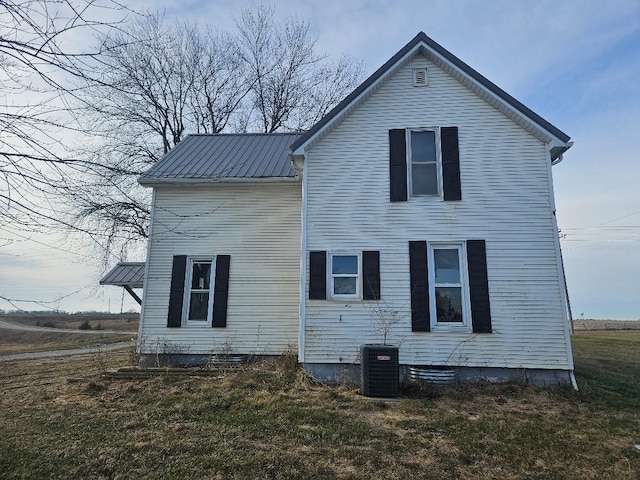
138, 176, 299, 187
426, 47, 568, 146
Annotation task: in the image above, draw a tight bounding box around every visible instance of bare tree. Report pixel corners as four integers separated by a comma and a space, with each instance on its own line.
0, 3, 363, 311
59, 7, 364, 262
61, 13, 250, 259
0, 0, 129, 235
235, 5, 364, 133
188, 28, 248, 135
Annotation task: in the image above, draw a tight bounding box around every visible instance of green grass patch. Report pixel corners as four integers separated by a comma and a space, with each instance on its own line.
569, 332, 640, 410
0, 333, 639, 479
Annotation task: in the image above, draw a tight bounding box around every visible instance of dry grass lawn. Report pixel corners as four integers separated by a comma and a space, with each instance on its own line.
0, 332, 639, 479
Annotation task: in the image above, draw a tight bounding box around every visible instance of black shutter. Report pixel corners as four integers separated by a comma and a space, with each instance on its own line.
362, 251, 380, 300
409, 241, 430, 332
212, 255, 230, 328
467, 240, 492, 333
167, 255, 187, 328
389, 129, 408, 202
309, 251, 327, 300
441, 126, 461, 201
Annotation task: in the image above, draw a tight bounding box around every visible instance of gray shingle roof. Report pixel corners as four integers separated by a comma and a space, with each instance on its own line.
139, 133, 302, 185
100, 262, 145, 288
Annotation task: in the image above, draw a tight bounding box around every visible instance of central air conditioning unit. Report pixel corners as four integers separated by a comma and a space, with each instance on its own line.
360, 344, 399, 397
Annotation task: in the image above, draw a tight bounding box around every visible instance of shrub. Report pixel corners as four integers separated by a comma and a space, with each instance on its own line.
78, 320, 92, 330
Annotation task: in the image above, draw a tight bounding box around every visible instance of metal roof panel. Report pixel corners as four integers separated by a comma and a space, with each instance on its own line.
139, 133, 301, 185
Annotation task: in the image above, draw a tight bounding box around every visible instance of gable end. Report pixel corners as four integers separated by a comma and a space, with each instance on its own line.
291, 32, 570, 158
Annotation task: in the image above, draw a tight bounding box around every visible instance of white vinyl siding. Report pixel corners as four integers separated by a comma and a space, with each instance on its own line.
302, 55, 571, 370
140, 182, 301, 355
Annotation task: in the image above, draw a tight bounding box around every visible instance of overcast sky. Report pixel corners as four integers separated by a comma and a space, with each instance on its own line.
1, 0, 638, 318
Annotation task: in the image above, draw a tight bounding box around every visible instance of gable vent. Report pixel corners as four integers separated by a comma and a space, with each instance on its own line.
413, 68, 428, 86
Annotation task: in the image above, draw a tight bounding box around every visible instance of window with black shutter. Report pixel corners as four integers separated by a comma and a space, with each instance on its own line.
466, 240, 492, 333
309, 250, 381, 301
309, 251, 327, 300
409, 241, 430, 331
167, 255, 187, 328
362, 251, 380, 300
389, 129, 408, 202
389, 127, 461, 201
166, 255, 230, 327
441, 127, 461, 201
409, 240, 491, 332
212, 255, 230, 328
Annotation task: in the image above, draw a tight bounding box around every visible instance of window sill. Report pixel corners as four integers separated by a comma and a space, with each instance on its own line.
328, 294, 363, 302
431, 323, 471, 333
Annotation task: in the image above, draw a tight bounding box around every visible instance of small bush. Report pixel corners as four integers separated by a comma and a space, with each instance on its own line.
273, 347, 299, 373
78, 320, 92, 330
41, 321, 57, 328
400, 380, 443, 400
83, 381, 106, 394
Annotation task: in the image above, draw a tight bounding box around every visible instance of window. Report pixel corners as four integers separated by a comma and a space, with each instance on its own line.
408, 129, 440, 196
390, 127, 460, 202
167, 255, 230, 328
409, 240, 491, 333
185, 258, 215, 323
429, 244, 469, 329
308, 250, 380, 301
330, 254, 360, 298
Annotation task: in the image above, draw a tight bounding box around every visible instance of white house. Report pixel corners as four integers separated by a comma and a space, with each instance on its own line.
134, 32, 575, 386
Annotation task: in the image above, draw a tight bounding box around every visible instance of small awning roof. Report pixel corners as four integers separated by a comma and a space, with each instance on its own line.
100, 262, 145, 288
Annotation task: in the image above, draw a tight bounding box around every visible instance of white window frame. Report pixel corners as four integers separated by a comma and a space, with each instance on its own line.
328, 252, 361, 300
407, 127, 443, 198
428, 243, 471, 331
183, 257, 216, 325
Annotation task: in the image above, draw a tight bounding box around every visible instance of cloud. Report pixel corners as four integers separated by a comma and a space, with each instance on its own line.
561, 242, 640, 319
0, 231, 139, 312
3, 0, 637, 317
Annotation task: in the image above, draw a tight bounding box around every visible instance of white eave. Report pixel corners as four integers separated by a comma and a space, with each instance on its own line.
138, 176, 298, 188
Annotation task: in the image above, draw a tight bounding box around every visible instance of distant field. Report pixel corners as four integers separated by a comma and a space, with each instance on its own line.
0, 331, 638, 479
0, 313, 138, 355
573, 319, 640, 331
0, 312, 139, 332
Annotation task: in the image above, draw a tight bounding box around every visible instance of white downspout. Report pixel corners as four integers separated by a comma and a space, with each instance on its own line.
546, 142, 577, 389
293, 154, 308, 363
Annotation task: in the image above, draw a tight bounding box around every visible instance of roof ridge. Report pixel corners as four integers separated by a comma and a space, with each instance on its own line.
291, 31, 570, 153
